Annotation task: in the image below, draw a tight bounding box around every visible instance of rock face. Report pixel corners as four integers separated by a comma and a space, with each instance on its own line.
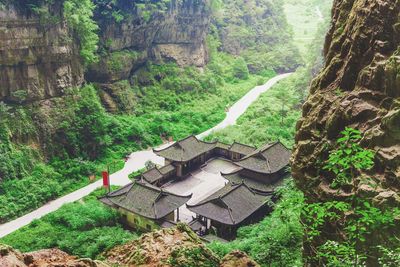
0, 0, 210, 104
0, 244, 108, 267
101, 0, 210, 68
292, 0, 400, 262
86, 0, 210, 84
220, 250, 260, 267
105, 224, 221, 267
0, 2, 84, 103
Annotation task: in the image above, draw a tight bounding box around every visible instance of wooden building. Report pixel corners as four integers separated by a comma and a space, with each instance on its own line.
187, 182, 272, 240
153, 135, 217, 177
99, 181, 191, 231
222, 141, 291, 191
187, 141, 291, 240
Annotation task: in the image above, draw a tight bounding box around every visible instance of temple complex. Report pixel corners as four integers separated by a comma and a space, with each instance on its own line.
100, 135, 291, 240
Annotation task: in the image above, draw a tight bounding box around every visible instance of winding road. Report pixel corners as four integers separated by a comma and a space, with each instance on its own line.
0, 73, 292, 238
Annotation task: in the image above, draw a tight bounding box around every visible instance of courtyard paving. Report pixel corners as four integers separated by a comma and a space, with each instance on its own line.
164, 158, 239, 223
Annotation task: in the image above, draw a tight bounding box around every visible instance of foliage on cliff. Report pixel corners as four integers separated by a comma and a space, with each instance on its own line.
291, 0, 400, 265
212, 0, 302, 73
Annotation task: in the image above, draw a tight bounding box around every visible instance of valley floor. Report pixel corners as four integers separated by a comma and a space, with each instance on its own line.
0, 73, 292, 238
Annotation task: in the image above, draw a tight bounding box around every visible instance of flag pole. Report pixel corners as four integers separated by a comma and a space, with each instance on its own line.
107, 164, 111, 193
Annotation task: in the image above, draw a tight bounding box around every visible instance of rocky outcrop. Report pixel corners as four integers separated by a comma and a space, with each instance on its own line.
0, 2, 83, 103
105, 224, 221, 266
220, 250, 260, 267
0, 244, 108, 267
292, 0, 400, 262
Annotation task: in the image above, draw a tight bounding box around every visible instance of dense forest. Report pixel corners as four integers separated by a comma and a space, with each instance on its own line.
1, 0, 399, 266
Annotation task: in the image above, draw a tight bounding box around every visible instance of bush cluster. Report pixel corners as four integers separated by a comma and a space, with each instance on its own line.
1, 188, 137, 259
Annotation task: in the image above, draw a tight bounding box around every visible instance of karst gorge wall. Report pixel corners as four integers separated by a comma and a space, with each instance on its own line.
0, 0, 211, 103
0, 2, 84, 103
292, 0, 400, 264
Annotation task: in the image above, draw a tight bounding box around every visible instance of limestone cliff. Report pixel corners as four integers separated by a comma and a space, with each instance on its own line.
0, 0, 210, 103
0, 2, 84, 103
292, 0, 399, 263
86, 0, 211, 84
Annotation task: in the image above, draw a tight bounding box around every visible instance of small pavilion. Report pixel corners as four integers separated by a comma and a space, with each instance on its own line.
99, 181, 191, 231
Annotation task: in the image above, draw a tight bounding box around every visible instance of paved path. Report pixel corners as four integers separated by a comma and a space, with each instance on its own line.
316, 6, 324, 22
0, 73, 292, 238
196, 73, 292, 139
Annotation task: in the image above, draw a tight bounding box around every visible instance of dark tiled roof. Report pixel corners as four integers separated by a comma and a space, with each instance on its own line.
229, 142, 257, 155
215, 142, 231, 150
188, 219, 206, 231
222, 168, 286, 193
159, 164, 176, 175
142, 167, 163, 183
187, 183, 271, 226
99, 181, 191, 219
235, 142, 291, 174
154, 135, 217, 162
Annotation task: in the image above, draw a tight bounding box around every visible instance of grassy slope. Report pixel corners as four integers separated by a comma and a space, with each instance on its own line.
205, 74, 302, 148
1, 187, 138, 259
283, 0, 333, 59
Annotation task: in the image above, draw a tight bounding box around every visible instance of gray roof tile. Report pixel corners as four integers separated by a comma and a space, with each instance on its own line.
153, 136, 217, 162
187, 183, 271, 225
222, 168, 286, 192
100, 181, 191, 219
229, 142, 257, 155
235, 142, 291, 174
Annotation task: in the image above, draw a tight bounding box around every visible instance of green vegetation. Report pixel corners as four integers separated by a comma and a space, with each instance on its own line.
302, 128, 400, 266
205, 73, 303, 148
0, 85, 116, 223
106, 61, 274, 156
213, 0, 302, 73
0, 160, 96, 224
323, 127, 375, 188
1, 188, 137, 259
209, 180, 304, 266
93, 0, 173, 22
0, 48, 274, 224
283, 0, 333, 59
64, 0, 99, 64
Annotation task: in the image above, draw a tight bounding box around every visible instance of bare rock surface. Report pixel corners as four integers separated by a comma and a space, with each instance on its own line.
292, 0, 400, 262
0, 2, 83, 103
105, 224, 220, 267
220, 250, 260, 267
0, 244, 108, 267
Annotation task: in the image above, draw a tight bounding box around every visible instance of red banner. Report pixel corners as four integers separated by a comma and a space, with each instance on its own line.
102, 171, 109, 187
